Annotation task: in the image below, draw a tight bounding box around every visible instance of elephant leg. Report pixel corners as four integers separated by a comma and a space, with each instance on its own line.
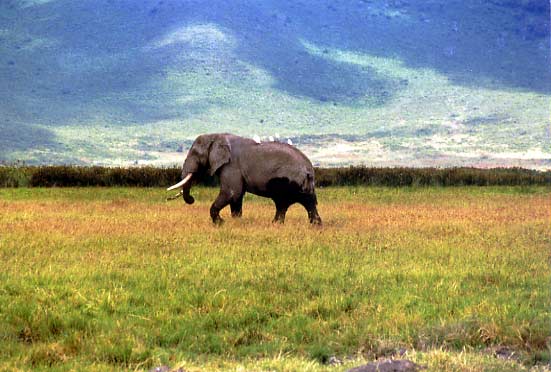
212, 168, 244, 224
210, 191, 232, 225
299, 194, 322, 225
230, 194, 244, 218
272, 199, 290, 224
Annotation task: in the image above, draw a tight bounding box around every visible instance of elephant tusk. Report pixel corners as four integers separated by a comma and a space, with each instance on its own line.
167, 173, 193, 191
166, 190, 183, 201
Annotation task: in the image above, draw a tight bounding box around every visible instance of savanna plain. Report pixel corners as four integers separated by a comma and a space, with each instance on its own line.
0, 186, 549, 371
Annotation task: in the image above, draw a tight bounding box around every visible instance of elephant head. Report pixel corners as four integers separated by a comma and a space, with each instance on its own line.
167, 134, 232, 204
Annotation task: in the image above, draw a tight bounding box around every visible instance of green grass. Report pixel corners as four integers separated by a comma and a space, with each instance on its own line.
0, 186, 550, 371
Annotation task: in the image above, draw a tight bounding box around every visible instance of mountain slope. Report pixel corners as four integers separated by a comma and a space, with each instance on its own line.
1, 0, 549, 168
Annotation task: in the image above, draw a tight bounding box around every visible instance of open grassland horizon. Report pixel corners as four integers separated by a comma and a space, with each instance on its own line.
0, 187, 550, 371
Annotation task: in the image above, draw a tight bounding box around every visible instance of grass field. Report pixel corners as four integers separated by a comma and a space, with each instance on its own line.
0, 186, 550, 371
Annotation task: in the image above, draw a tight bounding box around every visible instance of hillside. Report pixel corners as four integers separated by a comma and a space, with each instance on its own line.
1, 0, 550, 168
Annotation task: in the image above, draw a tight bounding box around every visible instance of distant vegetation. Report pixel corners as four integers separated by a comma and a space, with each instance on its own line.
315, 166, 551, 187
0, 165, 549, 188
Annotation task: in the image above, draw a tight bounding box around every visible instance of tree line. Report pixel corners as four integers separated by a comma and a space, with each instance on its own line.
0, 165, 549, 187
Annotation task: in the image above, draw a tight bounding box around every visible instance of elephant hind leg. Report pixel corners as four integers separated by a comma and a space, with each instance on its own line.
272, 199, 290, 224
308, 208, 322, 225
299, 193, 322, 225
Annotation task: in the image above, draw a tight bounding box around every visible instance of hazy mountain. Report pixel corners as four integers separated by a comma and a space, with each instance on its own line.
1, 0, 549, 168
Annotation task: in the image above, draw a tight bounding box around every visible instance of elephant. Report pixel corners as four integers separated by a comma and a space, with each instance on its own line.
167, 133, 322, 225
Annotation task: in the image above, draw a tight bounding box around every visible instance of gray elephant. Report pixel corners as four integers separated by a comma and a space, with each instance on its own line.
167, 133, 322, 225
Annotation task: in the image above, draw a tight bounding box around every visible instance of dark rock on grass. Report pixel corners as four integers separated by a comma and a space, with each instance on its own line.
347, 359, 425, 372
148, 366, 185, 372
495, 347, 516, 360
485, 346, 520, 361
149, 367, 170, 372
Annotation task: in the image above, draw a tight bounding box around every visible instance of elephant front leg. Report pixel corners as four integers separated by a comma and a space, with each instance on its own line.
210, 192, 232, 225
272, 200, 290, 224
230, 194, 244, 218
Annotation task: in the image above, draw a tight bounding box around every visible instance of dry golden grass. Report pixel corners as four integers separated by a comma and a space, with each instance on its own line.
0, 186, 549, 371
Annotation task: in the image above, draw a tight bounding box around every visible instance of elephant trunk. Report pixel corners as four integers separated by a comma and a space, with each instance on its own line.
181, 177, 195, 204
166, 173, 195, 204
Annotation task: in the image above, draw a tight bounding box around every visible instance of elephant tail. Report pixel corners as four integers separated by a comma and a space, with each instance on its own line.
302, 171, 315, 194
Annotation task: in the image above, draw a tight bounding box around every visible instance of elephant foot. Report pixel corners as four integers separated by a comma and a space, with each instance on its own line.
310, 217, 322, 226
210, 204, 225, 225
212, 217, 224, 226
272, 213, 286, 224
210, 210, 224, 225
272, 205, 288, 224
231, 210, 242, 218
308, 210, 322, 226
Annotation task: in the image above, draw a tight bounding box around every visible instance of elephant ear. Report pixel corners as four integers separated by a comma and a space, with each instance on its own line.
208, 138, 231, 176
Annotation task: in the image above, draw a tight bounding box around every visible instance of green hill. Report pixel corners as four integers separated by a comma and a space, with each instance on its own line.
1, 0, 549, 168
